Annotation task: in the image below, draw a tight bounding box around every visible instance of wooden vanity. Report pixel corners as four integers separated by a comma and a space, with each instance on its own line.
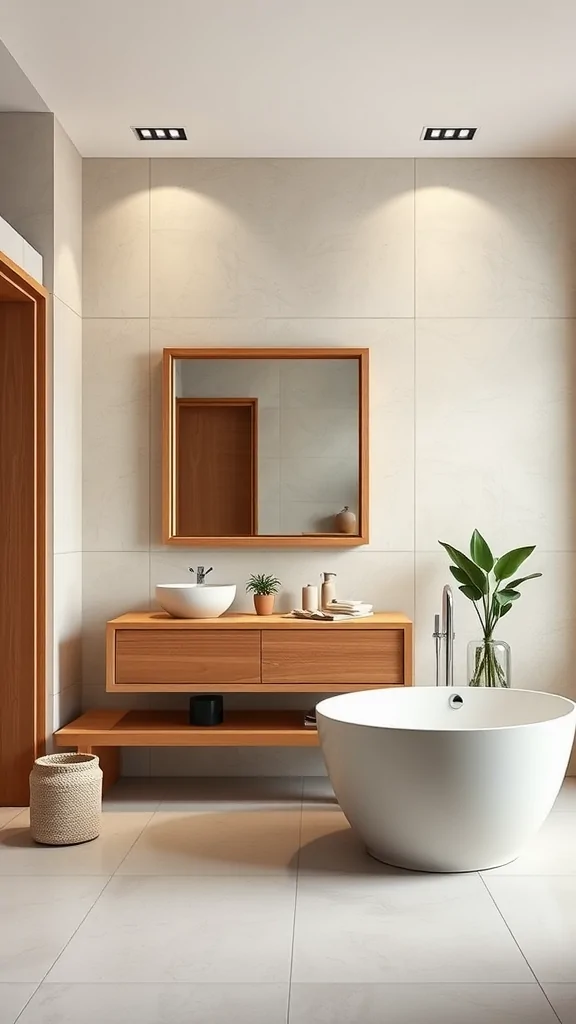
106, 611, 413, 693
55, 612, 412, 789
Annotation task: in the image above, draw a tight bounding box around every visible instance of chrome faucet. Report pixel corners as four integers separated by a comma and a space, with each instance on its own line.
433, 584, 455, 686
189, 565, 213, 585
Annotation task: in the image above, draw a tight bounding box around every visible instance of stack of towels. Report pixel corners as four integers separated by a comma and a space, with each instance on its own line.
291, 600, 373, 621
326, 600, 373, 618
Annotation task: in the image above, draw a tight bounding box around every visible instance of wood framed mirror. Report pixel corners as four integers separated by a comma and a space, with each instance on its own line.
162, 348, 369, 547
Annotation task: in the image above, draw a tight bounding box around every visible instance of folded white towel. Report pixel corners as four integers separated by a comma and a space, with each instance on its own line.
328, 603, 373, 615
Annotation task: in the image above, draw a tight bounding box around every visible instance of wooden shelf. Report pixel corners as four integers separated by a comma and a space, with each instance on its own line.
109, 611, 412, 630
55, 708, 320, 749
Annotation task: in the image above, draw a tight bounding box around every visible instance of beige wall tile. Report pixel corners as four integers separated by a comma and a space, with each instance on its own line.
415, 318, 576, 552
82, 553, 151, 691
150, 159, 414, 317
416, 159, 576, 317
83, 319, 150, 551
83, 159, 149, 316
54, 119, 82, 314
53, 298, 82, 554
53, 552, 82, 696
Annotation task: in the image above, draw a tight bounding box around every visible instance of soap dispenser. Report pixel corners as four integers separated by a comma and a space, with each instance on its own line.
321, 572, 337, 609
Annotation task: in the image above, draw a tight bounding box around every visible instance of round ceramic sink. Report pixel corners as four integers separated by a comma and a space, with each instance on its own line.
155, 583, 236, 619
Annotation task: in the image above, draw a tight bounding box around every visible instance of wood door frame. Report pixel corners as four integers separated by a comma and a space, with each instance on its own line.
0, 249, 47, 804
175, 397, 258, 536
163, 347, 369, 547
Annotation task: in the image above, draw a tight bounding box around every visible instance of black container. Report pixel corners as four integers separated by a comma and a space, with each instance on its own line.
189, 694, 224, 727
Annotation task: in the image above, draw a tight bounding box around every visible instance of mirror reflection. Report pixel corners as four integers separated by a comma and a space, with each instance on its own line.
173, 357, 360, 537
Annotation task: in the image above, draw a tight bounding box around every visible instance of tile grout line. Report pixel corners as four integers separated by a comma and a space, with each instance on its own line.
285, 775, 305, 1024
478, 873, 562, 1022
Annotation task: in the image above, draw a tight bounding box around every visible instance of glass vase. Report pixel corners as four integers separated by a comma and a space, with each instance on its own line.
467, 638, 511, 688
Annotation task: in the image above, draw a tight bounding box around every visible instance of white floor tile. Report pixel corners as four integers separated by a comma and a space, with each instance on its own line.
18, 983, 288, 1024
0, 877, 108, 982
292, 873, 533, 983
157, 775, 303, 812
0, 811, 153, 875
289, 983, 558, 1023
542, 985, 576, 1023
47, 875, 296, 983
0, 810, 24, 830
299, 810, 381, 875
118, 809, 302, 875
482, 813, 576, 875
102, 777, 165, 812
484, 876, 576, 982
0, 984, 37, 1024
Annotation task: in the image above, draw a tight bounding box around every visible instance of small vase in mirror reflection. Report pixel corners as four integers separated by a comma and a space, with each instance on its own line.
335, 506, 356, 534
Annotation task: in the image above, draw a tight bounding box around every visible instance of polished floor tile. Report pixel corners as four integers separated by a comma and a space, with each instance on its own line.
0, 811, 153, 875
482, 813, 576, 875
0, 876, 108, 982
0, 984, 37, 1024
17, 983, 288, 1024
292, 873, 533, 983
542, 985, 576, 1023
118, 809, 302, 875
0, 809, 23, 830
48, 875, 296, 983
299, 809, 381, 875
102, 777, 165, 812
484, 876, 576, 982
289, 983, 558, 1023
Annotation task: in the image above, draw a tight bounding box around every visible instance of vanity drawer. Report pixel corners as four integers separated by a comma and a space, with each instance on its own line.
114, 630, 261, 686
261, 630, 405, 686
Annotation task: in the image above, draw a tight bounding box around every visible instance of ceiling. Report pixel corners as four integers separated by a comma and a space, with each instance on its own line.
0, 39, 47, 113
1, 0, 576, 158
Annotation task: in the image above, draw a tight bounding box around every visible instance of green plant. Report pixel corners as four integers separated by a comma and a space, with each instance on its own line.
439, 529, 542, 687
245, 573, 281, 596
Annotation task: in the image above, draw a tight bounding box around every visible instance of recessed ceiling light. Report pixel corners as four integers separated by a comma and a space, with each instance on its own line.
421, 127, 477, 141
132, 127, 187, 141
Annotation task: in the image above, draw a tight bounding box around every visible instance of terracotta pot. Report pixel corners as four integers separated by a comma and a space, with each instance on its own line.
335, 506, 357, 534
254, 594, 275, 616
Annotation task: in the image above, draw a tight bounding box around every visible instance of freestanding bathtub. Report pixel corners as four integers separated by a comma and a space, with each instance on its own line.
316, 687, 576, 872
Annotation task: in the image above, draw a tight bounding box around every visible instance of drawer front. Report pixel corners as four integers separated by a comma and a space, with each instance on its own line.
261, 630, 405, 686
115, 630, 260, 686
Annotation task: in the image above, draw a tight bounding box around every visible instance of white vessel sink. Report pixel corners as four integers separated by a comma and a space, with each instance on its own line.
155, 583, 236, 619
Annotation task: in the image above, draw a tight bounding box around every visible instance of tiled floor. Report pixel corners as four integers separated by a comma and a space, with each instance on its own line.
2, 778, 576, 1022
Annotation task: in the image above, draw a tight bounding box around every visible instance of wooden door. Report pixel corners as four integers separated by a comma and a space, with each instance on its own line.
176, 399, 257, 536
0, 255, 46, 805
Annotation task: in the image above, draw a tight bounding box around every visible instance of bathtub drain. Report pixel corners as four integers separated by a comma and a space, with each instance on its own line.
449, 694, 464, 709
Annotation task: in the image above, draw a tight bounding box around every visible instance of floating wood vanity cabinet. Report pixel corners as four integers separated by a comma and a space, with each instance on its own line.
106, 612, 413, 693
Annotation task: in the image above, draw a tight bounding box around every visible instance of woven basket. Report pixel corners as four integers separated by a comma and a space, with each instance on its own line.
29, 752, 103, 846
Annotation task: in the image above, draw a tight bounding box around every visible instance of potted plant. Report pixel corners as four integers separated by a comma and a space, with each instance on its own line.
439, 529, 542, 687
246, 573, 281, 616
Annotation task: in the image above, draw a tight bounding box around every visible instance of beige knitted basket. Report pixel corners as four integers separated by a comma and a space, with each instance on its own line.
29, 752, 103, 846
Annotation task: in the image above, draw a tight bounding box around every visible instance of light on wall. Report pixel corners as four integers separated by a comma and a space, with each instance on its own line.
132, 127, 187, 141
421, 127, 477, 141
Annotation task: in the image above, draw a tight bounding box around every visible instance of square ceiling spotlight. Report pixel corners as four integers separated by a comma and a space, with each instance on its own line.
421, 127, 477, 141
132, 127, 187, 141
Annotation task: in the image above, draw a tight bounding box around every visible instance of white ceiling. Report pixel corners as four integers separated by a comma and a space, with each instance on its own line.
1, 0, 576, 157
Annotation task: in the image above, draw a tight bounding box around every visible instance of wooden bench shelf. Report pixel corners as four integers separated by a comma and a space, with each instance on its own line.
54, 708, 320, 792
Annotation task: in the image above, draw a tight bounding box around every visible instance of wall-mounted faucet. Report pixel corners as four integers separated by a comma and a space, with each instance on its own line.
433, 584, 455, 686
189, 565, 213, 585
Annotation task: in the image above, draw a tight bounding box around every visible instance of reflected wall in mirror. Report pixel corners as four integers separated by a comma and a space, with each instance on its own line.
163, 348, 368, 547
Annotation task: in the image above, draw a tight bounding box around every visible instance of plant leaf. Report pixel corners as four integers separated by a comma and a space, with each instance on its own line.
470, 529, 494, 572
439, 542, 487, 593
495, 589, 521, 604
505, 572, 542, 589
459, 584, 483, 602
497, 602, 513, 618
493, 546, 535, 581
449, 565, 471, 585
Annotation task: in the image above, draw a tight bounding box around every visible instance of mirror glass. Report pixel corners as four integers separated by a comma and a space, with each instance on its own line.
172, 356, 360, 538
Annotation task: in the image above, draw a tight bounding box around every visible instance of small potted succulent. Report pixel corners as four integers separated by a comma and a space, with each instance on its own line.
246, 573, 281, 616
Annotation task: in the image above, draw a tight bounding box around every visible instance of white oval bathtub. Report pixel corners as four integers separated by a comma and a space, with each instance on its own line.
316, 687, 576, 872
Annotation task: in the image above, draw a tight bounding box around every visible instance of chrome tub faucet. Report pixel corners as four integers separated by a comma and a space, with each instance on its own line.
189, 565, 213, 585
